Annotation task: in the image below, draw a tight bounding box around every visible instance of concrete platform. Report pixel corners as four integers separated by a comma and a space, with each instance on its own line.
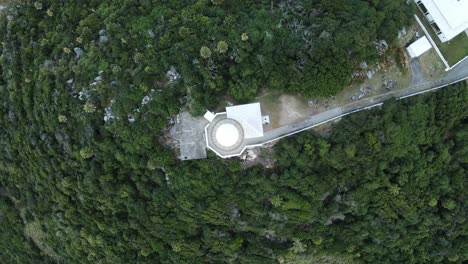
170, 112, 208, 160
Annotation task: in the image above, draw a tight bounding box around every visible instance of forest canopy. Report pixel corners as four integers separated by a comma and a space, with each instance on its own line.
1, 74, 466, 263
1, 1, 466, 264
0, 0, 414, 113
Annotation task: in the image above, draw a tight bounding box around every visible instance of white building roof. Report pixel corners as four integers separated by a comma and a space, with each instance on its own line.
419, 0, 468, 42
226, 103, 263, 138
203, 110, 215, 122
215, 123, 240, 147
407, 36, 432, 58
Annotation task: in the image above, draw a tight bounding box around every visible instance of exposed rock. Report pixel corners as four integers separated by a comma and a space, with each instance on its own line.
265, 230, 276, 240
308, 99, 319, 107
245, 149, 257, 161
375, 39, 388, 49
99, 35, 109, 44
98, 29, 109, 44
383, 79, 397, 91
335, 194, 342, 203
8, 109, 15, 120
43, 60, 54, 69
323, 100, 329, 109
325, 214, 346, 225
352, 85, 373, 100
332, 214, 345, 221
230, 207, 240, 221
360, 61, 368, 69
128, 114, 135, 123
269, 212, 288, 221
147, 29, 155, 38
66, 79, 74, 85
321, 192, 330, 201
141, 95, 151, 106
374, 39, 388, 55
78, 90, 90, 101
74, 47, 83, 58
319, 30, 331, 39
352, 71, 366, 78
166, 66, 180, 83
397, 27, 407, 39
104, 100, 116, 122
104, 107, 115, 122
357, 91, 365, 99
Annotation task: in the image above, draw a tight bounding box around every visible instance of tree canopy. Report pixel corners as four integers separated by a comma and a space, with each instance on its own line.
1, 1, 465, 264
0, 0, 414, 113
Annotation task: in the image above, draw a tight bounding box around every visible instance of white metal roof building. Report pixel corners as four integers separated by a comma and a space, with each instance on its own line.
415, 0, 468, 42
226, 103, 263, 139
407, 36, 432, 58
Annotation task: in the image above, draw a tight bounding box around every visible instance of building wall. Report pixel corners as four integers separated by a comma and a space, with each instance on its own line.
414, 0, 468, 43
415, 0, 447, 42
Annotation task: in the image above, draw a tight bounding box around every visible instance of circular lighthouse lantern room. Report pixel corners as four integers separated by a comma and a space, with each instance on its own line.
215, 123, 240, 147
210, 118, 244, 150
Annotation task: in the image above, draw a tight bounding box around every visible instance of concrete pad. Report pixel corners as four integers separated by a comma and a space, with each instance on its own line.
170, 112, 208, 160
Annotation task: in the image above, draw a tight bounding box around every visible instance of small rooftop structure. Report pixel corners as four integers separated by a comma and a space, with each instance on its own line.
203, 110, 215, 122
262, 115, 270, 125
415, 0, 468, 42
407, 36, 432, 58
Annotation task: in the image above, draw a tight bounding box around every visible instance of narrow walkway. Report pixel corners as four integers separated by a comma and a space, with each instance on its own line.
410, 58, 425, 85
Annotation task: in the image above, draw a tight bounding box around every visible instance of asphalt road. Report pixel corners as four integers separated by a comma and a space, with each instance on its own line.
248, 57, 468, 149
410, 58, 425, 85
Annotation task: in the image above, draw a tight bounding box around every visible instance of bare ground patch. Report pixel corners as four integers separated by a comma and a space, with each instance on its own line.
278, 95, 314, 126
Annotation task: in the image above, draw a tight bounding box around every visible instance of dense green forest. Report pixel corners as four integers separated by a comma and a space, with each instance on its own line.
1, 0, 467, 263
0, 0, 413, 113
1, 76, 467, 263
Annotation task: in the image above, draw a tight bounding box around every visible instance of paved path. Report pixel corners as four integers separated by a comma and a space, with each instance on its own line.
202, 56, 468, 158
410, 58, 425, 85
232, 58, 468, 157
266, 56, 468, 140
